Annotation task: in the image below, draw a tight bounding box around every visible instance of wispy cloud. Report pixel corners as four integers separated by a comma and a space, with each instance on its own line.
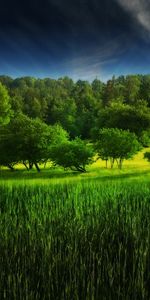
63, 36, 129, 81
116, 0, 150, 34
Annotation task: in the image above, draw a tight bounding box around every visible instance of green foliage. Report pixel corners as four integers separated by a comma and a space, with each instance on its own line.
91, 78, 104, 99
50, 138, 94, 172
124, 75, 141, 104
0, 126, 18, 170
48, 123, 69, 145
0, 114, 68, 171
0, 74, 150, 139
138, 75, 150, 105
47, 97, 77, 136
95, 128, 140, 168
144, 151, 150, 162
139, 130, 150, 147
0, 82, 12, 125
97, 103, 150, 136
0, 74, 150, 171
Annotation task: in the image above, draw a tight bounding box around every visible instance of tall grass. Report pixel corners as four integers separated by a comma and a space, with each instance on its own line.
1, 180, 150, 299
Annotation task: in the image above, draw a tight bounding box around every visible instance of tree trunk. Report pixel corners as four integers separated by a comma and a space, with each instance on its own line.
105, 159, 108, 168
116, 159, 119, 168
110, 158, 114, 169
70, 166, 86, 172
7, 164, 14, 171
29, 162, 33, 170
34, 162, 40, 172
44, 161, 47, 168
119, 159, 123, 169
23, 162, 29, 171
76, 166, 86, 173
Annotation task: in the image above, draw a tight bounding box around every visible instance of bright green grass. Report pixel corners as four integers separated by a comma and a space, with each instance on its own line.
0, 149, 150, 299
0, 148, 150, 185
1, 180, 150, 299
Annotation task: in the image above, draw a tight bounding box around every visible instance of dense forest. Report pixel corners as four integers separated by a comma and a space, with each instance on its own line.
0, 74, 150, 171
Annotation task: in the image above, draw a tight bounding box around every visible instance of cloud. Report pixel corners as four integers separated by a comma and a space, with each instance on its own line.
116, 0, 150, 34
63, 36, 129, 81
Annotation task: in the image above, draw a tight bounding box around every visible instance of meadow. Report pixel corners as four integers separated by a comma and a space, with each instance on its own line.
1, 149, 150, 299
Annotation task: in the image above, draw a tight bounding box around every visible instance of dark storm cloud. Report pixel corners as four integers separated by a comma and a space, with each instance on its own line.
0, 0, 150, 80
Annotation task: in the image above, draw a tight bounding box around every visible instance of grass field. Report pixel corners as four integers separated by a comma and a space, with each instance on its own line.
0, 148, 150, 184
0, 149, 150, 299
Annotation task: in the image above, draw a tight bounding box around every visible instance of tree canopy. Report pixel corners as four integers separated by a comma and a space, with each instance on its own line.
0, 114, 68, 171
50, 138, 94, 172
0, 74, 150, 139
95, 128, 140, 169
0, 82, 12, 125
0, 73, 149, 172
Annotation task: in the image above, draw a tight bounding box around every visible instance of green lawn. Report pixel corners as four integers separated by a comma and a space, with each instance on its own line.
1, 148, 150, 299
0, 148, 150, 185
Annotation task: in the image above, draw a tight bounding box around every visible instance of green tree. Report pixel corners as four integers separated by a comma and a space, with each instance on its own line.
124, 75, 141, 104
92, 78, 104, 100
103, 76, 116, 106
46, 97, 77, 136
0, 114, 68, 171
95, 128, 140, 169
144, 152, 150, 162
0, 126, 18, 170
73, 80, 100, 138
139, 75, 150, 105
96, 103, 150, 136
139, 130, 150, 147
0, 75, 13, 89
50, 138, 94, 172
0, 82, 12, 125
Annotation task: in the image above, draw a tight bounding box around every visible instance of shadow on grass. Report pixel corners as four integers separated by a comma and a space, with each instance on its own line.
0, 168, 81, 180
0, 167, 150, 182
91, 169, 150, 182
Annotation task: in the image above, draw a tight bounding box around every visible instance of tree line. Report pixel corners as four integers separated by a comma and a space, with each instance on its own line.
0, 74, 150, 171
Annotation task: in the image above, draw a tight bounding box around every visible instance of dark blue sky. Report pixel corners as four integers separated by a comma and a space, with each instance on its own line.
1, 0, 150, 81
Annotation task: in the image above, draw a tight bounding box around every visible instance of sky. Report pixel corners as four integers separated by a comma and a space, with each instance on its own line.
1, 0, 150, 81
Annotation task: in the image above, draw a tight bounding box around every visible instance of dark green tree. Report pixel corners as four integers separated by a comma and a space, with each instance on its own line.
50, 138, 94, 172
0, 126, 18, 170
95, 128, 140, 169
0, 82, 12, 125
96, 103, 150, 136
124, 75, 141, 104
0, 114, 68, 171
144, 152, 150, 162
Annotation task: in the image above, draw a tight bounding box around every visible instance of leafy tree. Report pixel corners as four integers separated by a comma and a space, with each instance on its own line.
46, 97, 77, 136
50, 138, 94, 172
0, 126, 18, 170
22, 88, 48, 120
0, 114, 68, 171
139, 130, 150, 147
92, 78, 104, 100
10, 90, 24, 112
124, 75, 141, 104
73, 80, 100, 138
48, 123, 69, 145
95, 128, 140, 169
139, 75, 150, 105
0, 82, 12, 125
0, 75, 13, 89
96, 103, 150, 136
103, 76, 116, 106
58, 76, 74, 92
19, 117, 68, 171
1, 73, 150, 143
144, 152, 150, 162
